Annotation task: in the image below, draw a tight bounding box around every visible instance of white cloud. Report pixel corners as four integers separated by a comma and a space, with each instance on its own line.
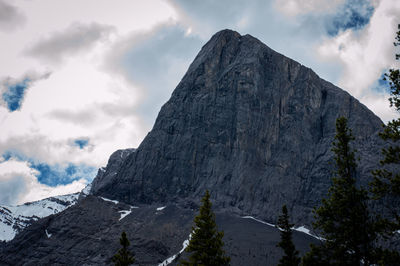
0, 159, 86, 205
0, 39, 147, 167
25, 22, 116, 65
0, 1, 176, 179
360, 92, 398, 122
104, 22, 202, 123
274, 0, 345, 16
317, 0, 400, 121
0, 0, 178, 204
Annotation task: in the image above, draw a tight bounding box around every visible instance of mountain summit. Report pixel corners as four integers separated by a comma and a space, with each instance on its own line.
91, 29, 382, 224
0, 29, 386, 265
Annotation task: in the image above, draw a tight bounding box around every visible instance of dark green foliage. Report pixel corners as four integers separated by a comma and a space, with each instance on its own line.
303, 117, 376, 265
180, 190, 230, 266
112, 231, 135, 266
276, 205, 300, 266
370, 23, 400, 262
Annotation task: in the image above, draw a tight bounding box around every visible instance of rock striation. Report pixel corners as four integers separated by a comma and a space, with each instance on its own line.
91, 29, 383, 225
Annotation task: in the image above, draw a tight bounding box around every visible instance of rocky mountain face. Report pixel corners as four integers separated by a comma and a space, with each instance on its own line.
0, 193, 80, 242
91, 29, 383, 225
0, 29, 390, 265
89, 148, 136, 195
0, 195, 320, 266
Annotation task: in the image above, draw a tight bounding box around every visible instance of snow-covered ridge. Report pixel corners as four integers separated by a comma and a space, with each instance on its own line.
0, 192, 82, 242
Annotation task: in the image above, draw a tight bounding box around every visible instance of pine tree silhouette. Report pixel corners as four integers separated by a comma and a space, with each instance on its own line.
112, 231, 135, 266
277, 205, 300, 266
180, 190, 230, 266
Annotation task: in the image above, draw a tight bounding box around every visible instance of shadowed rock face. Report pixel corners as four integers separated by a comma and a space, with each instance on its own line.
0, 196, 319, 266
89, 148, 136, 196
91, 29, 383, 225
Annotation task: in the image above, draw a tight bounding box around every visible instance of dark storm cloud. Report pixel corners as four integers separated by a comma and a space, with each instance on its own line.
0, 0, 26, 32
25, 22, 115, 64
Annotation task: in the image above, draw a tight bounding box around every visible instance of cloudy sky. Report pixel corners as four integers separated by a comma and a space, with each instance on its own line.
0, 0, 399, 205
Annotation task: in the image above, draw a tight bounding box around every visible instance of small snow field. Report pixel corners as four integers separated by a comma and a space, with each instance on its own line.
45, 229, 52, 238
156, 206, 166, 211
241, 216, 322, 241
118, 210, 132, 221
99, 197, 119, 204
158, 233, 191, 266
241, 216, 275, 227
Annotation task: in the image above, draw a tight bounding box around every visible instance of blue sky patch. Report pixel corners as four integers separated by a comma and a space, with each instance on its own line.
327, 0, 374, 36
74, 138, 89, 149
1, 151, 97, 187
370, 71, 391, 94
30, 162, 96, 186
2, 77, 31, 112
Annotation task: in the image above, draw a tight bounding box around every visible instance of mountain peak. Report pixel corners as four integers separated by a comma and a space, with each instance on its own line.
91, 29, 382, 225
211, 28, 241, 38
184, 29, 289, 89
207, 29, 266, 50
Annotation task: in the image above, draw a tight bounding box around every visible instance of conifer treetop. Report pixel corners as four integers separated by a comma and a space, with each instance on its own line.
180, 190, 230, 266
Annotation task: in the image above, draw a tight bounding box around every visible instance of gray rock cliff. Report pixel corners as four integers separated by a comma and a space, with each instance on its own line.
91, 29, 383, 225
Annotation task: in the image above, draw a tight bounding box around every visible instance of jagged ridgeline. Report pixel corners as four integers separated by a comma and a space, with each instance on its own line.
0, 30, 386, 265
91, 29, 382, 224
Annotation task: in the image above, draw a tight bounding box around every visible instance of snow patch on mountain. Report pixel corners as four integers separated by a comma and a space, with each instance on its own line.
0, 193, 80, 241
45, 229, 52, 238
158, 233, 191, 266
242, 216, 323, 241
241, 216, 275, 227
294, 225, 324, 240
100, 197, 119, 204
118, 209, 132, 221
81, 183, 92, 196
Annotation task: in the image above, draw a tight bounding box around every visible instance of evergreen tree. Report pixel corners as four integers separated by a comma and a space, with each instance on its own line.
276, 205, 300, 266
303, 117, 376, 265
370, 23, 400, 263
112, 231, 135, 266
180, 190, 230, 266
